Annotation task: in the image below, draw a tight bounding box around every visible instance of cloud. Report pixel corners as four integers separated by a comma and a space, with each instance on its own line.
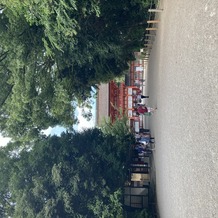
0, 134, 11, 147
41, 126, 66, 136
41, 127, 53, 136
50, 126, 66, 136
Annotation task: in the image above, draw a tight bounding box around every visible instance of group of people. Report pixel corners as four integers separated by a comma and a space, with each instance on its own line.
131, 85, 156, 156
132, 128, 155, 157
132, 91, 157, 116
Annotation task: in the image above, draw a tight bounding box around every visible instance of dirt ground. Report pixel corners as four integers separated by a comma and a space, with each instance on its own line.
145, 0, 218, 217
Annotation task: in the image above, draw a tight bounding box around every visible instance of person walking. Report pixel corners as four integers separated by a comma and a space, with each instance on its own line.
133, 89, 149, 99
133, 94, 149, 104
137, 94, 149, 100
135, 105, 157, 115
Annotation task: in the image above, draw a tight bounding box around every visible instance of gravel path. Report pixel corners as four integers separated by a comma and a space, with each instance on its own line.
146, 0, 218, 217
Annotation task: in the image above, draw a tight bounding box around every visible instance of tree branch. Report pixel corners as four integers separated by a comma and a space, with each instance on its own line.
0, 84, 13, 107
0, 51, 8, 63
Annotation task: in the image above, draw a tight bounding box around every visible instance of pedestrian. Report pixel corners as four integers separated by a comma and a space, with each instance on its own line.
134, 79, 146, 87
134, 105, 157, 115
138, 94, 149, 99
138, 137, 155, 144
134, 144, 155, 155
134, 94, 149, 103
139, 128, 150, 133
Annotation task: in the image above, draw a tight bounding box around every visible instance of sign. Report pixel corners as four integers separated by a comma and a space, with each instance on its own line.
128, 88, 132, 95
128, 96, 132, 108
136, 66, 144, 71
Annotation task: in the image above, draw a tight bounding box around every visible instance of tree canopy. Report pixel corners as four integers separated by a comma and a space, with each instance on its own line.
0, 117, 134, 217
0, 0, 150, 140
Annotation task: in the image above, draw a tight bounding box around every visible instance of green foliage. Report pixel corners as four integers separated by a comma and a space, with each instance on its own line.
88, 189, 123, 218
0, 0, 151, 140
125, 208, 150, 218
0, 120, 133, 217
100, 114, 134, 143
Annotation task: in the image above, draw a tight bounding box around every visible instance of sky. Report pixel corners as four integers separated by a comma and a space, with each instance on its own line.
41, 106, 96, 136
0, 134, 11, 147
74, 106, 96, 131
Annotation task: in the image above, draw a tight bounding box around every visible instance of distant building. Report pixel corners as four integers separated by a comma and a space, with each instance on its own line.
96, 81, 126, 126
96, 57, 146, 127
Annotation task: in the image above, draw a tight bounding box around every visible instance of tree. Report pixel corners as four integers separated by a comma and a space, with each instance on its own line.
0, 10, 78, 139
0, 117, 134, 217
0, 0, 151, 140
0, 144, 15, 217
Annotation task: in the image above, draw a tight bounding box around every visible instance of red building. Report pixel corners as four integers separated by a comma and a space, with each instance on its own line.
96, 57, 146, 129
96, 81, 126, 125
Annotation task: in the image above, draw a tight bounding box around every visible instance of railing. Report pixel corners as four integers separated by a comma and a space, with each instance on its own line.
141, 0, 163, 62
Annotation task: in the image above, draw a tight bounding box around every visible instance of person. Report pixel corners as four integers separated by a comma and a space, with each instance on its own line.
134, 144, 145, 153
133, 94, 149, 103
133, 89, 149, 99
133, 144, 155, 156
134, 79, 146, 87
135, 105, 157, 115
135, 133, 154, 146
137, 105, 147, 114
135, 132, 152, 140
139, 128, 150, 133
138, 137, 155, 145
135, 133, 141, 141
137, 94, 149, 99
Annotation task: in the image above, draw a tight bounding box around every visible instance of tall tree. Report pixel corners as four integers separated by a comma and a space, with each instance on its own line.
0, 0, 150, 140
0, 117, 134, 217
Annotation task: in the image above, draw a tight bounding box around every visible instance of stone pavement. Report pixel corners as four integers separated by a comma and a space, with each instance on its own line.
145, 0, 218, 217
